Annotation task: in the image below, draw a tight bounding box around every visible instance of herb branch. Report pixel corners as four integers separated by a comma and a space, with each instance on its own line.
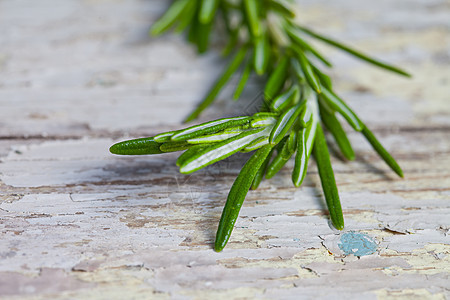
110, 0, 408, 252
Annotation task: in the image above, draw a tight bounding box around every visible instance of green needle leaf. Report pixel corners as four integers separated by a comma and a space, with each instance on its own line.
270, 84, 300, 113
311, 64, 333, 90
222, 28, 240, 57
285, 25, 332, 67
362, 125, 404, 177
319, 102, 355, 160
292, 48, 322, 93
199, 0, 220, 24
160, 141, 191, 153
254, 33, 271, 75
252, 112, 279, 118
153, 131, 179, 143
251, 147, 275, 189
109, 138, 164, 155
215, 145, 273, 252
233, 58, 253, 100
292, 102, 318, 186
187, 130, 242, 144
266, 137, 294, 179
298, 100, 313, 127
243, 0, 262, 37
219, 1, 234, 34
250, 115, 277, 128
296, 25, 411, 77
180, 127, 270, 174
290, 58, 307, 85
287, 129, 298, 154
269, 102, 305, 145
266, 154, 285, 179
176, 145, 208, 167
196, 21, 214, 53
292, 126, 313, 186
268, 0, 296, 18
150, 0, 190, 36
175, 0, 197, 33
242, 136, 269, 152
172, 117, 250, 141
264, 57, 289, 100
187, 15, 199, 44
312, 124, 345, 230
185, 46, 248, 122
320, 88, 364, 131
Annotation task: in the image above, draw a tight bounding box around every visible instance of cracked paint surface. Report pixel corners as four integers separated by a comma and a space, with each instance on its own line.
338, 232, 378, 257
0, 0, 449, 298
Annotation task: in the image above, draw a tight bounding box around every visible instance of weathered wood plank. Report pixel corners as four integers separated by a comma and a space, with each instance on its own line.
0, 0, 449, 299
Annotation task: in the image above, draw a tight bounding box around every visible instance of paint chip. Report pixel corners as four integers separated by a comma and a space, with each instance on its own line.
338, 232, 378, 257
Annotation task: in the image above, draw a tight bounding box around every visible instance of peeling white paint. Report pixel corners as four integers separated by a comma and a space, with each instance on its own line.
0, 0, 449, 298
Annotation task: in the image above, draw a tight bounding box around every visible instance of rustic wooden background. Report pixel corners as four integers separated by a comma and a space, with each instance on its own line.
1, 0, 449, 299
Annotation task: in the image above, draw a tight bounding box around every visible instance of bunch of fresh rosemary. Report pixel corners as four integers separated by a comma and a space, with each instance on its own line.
110, 0, 409, 252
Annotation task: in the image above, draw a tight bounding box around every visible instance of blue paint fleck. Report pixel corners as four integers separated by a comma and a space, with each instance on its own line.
338, 231, 377, 256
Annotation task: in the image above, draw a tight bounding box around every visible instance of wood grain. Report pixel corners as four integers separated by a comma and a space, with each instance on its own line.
0, 0, 449, 298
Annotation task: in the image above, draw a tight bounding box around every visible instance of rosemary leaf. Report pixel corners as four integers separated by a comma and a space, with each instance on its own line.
362, 125, 404, 177
298, 101, 313, 127
251, 147, 275, 189
285, 25, 332, 67
160, 141, 191, 153
252, 112, 279, 118
287, 129, 298, 154
264, 57, 289, 100
185, 46, 248, 122
233, 57, 253, 100
270, 84, 300, 112
187, 130, 242, 144
291, 58, 306, 83
266, 137, 294, 179
215, 145, 273, 252
219, 1, 233, 34
268, 0, 296, 18
180, 127, 269, 174
292, 47, 322, 93
250, 115, 277, 128
311, 64, 333, 90
175, 0, 197, 33
319, 102, 355, 160
292, 107, 318, 187
241, 136, 269, 152
172, 117, 250, 141
150, 0, 190, 36
154, 131, 179, 143
254, 33, 271, 75
187, 14, 199, 44
109, 138, 164, 155
269, 102, 305, 145
199, 0, 220, 24
320, 88, 364, 131
176, 145, 208, 167
243, 0, 262, 37
296, 25, 411, 77
196, 21, 213, 53
222, 28, 239, 57
313, 124, 345, 230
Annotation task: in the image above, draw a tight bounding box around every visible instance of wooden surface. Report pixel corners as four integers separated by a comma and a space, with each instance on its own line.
1, 0, 449, 299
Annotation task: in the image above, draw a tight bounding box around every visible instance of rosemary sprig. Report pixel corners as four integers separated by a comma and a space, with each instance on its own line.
110, 0, 408, 251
